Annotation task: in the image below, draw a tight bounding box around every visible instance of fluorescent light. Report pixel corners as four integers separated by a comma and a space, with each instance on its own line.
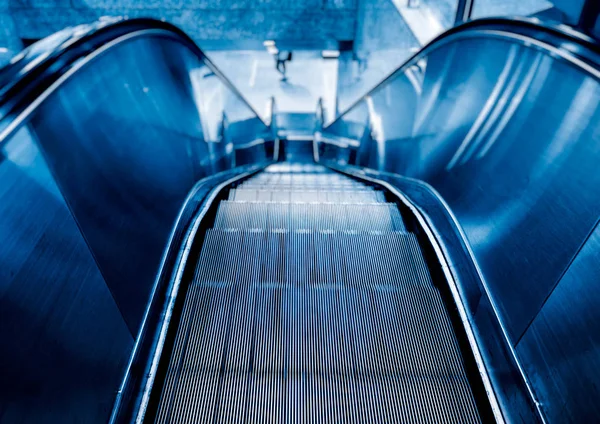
322, 50, 340, 58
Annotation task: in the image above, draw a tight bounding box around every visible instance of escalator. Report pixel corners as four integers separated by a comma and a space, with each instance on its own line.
146, 162, 491, 423
2, 13, 600, 424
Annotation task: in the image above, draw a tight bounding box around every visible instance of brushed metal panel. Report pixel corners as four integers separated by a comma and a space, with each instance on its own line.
0, 128, 133, 423
25, 34, 270, 333
516, 222, 600, 422
322, 36, 600, 343
321, 29, 600, 421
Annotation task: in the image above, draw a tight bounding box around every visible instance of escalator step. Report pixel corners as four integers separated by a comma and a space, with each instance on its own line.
154, 230, 482, 423
237, 183, 369, 190
152, 164, 484, 423
228, 188, 386, 203
214, 201, 406, 232
243, 174, 363, 185
185, 230, 437, 289
261, 163, 329, 174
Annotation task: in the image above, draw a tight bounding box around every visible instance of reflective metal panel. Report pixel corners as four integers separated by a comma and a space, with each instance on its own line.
22, 33, 271, 333
321, 24, 600, 422
330, 165, 541, 422
0, 128, 133, 423
0, 22, 271, 423
322, 34, 600, 341
516, 222, 600, 422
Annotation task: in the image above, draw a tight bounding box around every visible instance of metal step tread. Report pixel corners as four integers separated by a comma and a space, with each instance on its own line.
155, 230, 482, 423
244, 174, 364, 183
234, 184, 375, 191
214, 201, 406, 232
236, 184, 369, 190
152, 165, 483, 423
229, 188, 386, 203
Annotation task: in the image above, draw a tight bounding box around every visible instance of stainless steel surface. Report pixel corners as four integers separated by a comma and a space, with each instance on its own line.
109, 165, 267, 424
17, 31, 271, 333
4, 14, 598, 424
0, 127, 133, 423
275, 113, 317, 139
333, 164, 541, 423
214, 201, 406, 232
0, 21, 272, 424
319, 19, 600, 422
516, 221, 600, 422
152, 163, 487, 423
455, 0, 474, 24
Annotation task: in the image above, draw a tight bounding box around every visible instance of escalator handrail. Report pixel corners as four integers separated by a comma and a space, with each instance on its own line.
324, 16, 600, 130
0, 17, 269, 139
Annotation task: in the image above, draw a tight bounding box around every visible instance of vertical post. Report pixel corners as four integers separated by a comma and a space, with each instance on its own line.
267, 96, 280, 161
454, 0, 474, 25
313, 98, 325, 163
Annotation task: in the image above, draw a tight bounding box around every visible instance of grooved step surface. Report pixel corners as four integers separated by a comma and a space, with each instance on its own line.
228, 189, 386, 203
214, 201, 406, 232
243, 172, 364, 185
153, 163, 484, 423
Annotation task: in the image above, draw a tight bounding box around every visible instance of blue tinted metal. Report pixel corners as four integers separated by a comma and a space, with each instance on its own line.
324, 35, 600, 341
516, 221, 600, 422
22, 32, 271, 334
0, 127, 133, 423
0, 21, 271, 423
328, 164, 541, 422
320, 21, 600, 422
275, 112, 318, 138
